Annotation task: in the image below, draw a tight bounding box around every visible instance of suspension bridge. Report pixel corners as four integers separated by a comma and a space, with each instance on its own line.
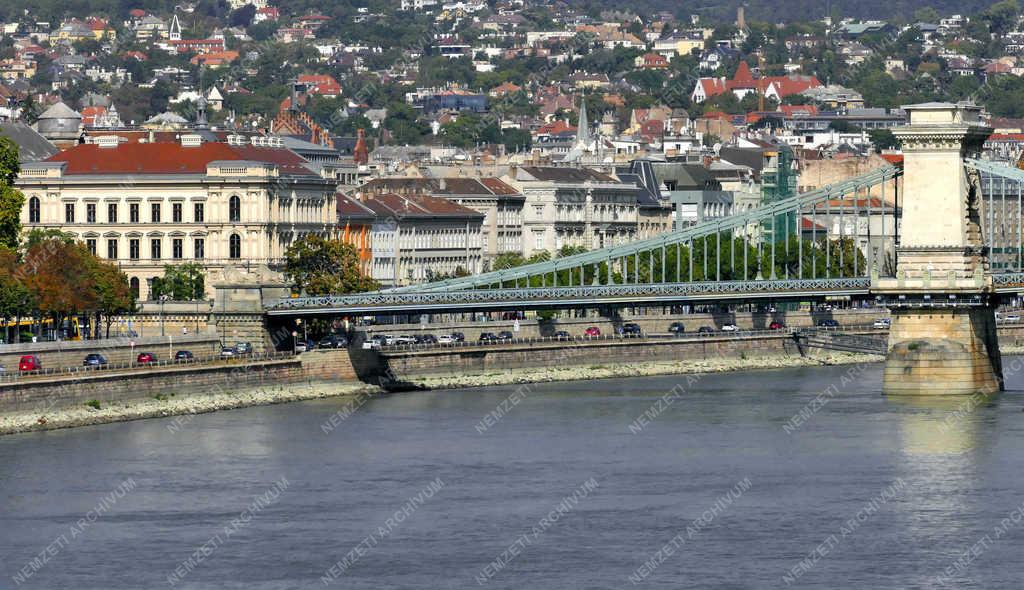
266, 154, 1024, 317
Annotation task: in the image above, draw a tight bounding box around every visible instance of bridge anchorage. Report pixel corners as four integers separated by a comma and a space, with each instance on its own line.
874, 103, 1003, 395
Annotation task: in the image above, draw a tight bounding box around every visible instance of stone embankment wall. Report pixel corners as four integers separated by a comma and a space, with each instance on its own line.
380, 333, 802, 380
0, 336, 222, 371
0, 349, 357, 414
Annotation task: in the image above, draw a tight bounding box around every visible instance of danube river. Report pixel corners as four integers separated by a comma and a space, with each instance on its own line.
2, 363, 1024, 589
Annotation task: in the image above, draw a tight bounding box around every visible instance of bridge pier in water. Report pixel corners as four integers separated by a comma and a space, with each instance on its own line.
875, 103, 1003, 395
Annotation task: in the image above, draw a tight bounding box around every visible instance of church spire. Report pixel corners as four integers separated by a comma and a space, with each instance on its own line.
575, 95, 591, 148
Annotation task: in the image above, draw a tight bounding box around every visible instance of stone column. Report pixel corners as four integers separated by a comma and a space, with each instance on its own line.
874, 103, 1002, 395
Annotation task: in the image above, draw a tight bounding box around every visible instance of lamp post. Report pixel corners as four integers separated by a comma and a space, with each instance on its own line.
160, 294, 169, 337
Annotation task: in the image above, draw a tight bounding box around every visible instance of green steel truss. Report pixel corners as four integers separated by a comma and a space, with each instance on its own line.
386, 163, 902, 293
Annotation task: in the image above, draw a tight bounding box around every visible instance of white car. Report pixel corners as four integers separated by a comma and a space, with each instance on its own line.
393, 335, 416, 345
721, 324, 739, 332
437, 334, 455, 344
1006, 313, 1021, 323
873, 318, 891, 329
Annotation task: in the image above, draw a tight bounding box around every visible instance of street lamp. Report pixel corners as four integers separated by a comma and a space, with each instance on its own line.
159, 294, 170, 337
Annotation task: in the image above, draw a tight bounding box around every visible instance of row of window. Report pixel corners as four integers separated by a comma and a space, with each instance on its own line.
84, 235, 243, 261
27, 197, 242, 224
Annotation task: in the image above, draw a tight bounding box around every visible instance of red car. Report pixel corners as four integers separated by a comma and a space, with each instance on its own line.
768, 321, 785, 330
136, 352, 157, 364
18, 355, 41, 372
584, 326, 601, 337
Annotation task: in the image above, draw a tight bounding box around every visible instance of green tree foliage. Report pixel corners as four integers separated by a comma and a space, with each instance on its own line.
285, 235, 378, 295
89, 259, 136, 338
0, 136, 24, 250
151, 263, 206, 300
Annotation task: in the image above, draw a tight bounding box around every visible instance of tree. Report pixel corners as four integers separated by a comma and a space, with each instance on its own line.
90, 260, 136, 338
0, 136, 23, 249
151, 263, 206, 300
867, 129, 900, 152
0, 248, 32, 343
22, 239, 98, 334
285, 235, 378, 295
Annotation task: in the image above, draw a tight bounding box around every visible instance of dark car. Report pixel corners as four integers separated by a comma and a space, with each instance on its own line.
83, 353, 108, 367
619, 323, 642, 337
19, 355, 42, 372
234, 342, 253, 355
450, 332, 465, 342
697, 326, 715, 336
417, 334, 438, 345
479, 332, 498, 342
136, 352, 157, 364
497, 330, 515, 341
768, 321, 785, 330
174, 350, 194, 361
553, 330, 571, 341
668, 321, 685, 334
817, 319, 840, 328
319, 334, 349, 349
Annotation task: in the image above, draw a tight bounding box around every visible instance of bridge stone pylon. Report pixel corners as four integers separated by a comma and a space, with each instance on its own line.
873, 103, 1003, 395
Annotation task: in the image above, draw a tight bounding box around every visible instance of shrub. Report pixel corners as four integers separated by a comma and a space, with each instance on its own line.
85, 399, 101, 410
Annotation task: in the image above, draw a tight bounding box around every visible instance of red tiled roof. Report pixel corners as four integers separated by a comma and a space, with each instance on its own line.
45, 142, 317, 176
537, 120, 576, 135
800, 217, 826, 231
880, 153, 904, 165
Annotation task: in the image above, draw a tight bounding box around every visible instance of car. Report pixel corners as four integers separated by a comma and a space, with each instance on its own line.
18, 355, 41, 372
136, 352, 157, 365
174, 350, 194, 361
721, 324, 740, 332
234, 342, 253, 355
417, 334, 438, 345
437, 334, 455, 345
817, 319, 840, 328
668, 321, 685, 334
497, 330, 515, 341
768, 321, 785, 330
319, 334, 349, 349
619, 323, 642, 337
697, 326, 715, 336
584, 326, 601, 337
220, 347, 235, 359
450, 332, 465, 342
294, 340, 310, 353
479, 332, 498, 342
0, 364, 5, 374
1006, 313, 1021, 323
392, 335, 416, 345
83, 353, 108, 367
872, 318, 891, 329
553, 330, 571, 341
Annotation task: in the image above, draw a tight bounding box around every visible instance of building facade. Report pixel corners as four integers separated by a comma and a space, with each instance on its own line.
17, 135, 339, 300
338, 193, 483, 287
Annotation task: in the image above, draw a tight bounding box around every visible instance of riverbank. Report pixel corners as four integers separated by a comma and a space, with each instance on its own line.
412, 350, 884, 390
0, 380, 381, 436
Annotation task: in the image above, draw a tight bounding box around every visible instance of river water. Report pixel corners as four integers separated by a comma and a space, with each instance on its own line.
2, 363, 1024, 589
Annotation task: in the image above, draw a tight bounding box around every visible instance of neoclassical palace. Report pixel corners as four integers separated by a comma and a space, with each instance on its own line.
16, 134, 338, 300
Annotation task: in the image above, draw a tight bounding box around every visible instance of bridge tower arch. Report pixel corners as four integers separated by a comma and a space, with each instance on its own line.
874, 102, 1003, 395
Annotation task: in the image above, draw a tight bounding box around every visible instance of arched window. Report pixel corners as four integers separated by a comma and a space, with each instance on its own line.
229, 233, 241, 259
129, 277, 140, 299
229, 195, 241, 223
28, 197, 40, 223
